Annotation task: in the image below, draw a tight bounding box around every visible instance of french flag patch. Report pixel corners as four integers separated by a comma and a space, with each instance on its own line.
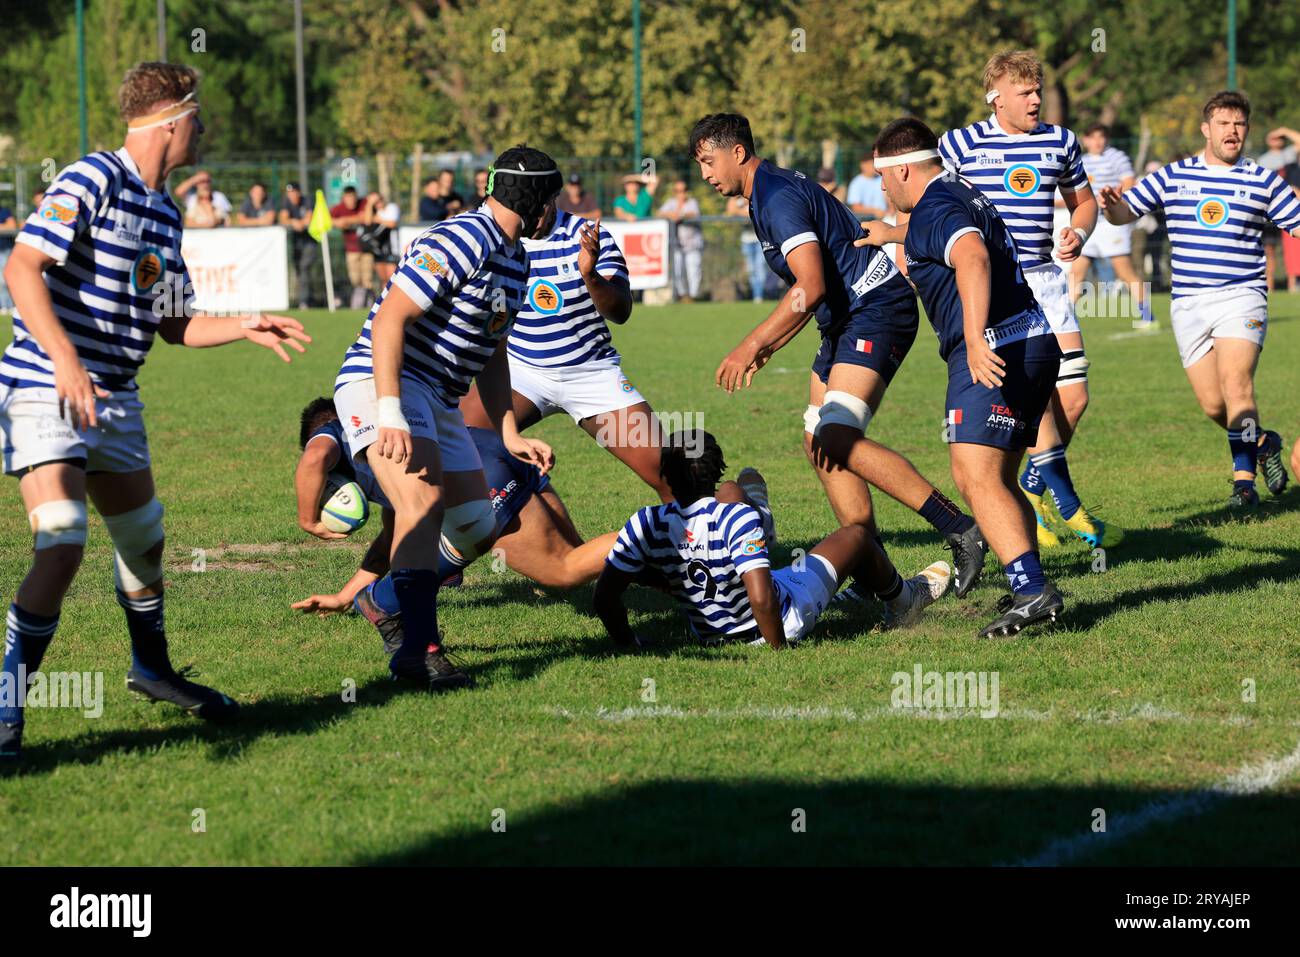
947, 409, 963, 425
855, 339, 873, 353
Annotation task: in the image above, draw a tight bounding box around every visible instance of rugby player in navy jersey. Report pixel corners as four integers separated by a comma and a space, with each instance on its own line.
688, 113, 986, 601
0, 63, 310, 758
594, 431, 951, 651
289, 395, 620, 652
857, 118, 1064, 638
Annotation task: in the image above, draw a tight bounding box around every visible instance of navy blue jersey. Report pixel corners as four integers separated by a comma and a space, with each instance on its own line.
903, 175, 1049, 363
749, 160, 911, 334
469, 426, 550, 530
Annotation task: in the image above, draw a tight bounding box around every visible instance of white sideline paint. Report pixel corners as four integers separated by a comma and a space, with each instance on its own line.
1013, 738, 1300, 867
542, 703, 1293, 727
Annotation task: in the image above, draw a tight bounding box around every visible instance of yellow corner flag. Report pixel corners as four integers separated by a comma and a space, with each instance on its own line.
307, 189, 332, 242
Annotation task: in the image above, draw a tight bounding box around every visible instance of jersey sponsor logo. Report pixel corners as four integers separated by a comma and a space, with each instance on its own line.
130, 246, 165, 292
742, 537, 766, 555
38, 194, 79, 225
485, 306, 513, 336
1003, 164, 1040, 196
528, 278, 564, 315
1195, 197, 1231, 228
412, 248, 450, 276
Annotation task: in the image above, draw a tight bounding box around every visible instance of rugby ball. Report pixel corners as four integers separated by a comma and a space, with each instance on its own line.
320, 473, 369, 534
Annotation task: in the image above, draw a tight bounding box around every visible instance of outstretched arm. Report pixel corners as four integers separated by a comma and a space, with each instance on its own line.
715, 241, 824, 393
292, 510, 394, 615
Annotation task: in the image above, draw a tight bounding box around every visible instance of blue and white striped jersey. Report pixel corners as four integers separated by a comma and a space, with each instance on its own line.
335, 209, 528, 406
607, 496, 772, 641
939, 117, 1088, 268
1081, 146, 1134, 191
509, 209, 629, 368
2, 148, 191, 393
1121, 153, 1300, 298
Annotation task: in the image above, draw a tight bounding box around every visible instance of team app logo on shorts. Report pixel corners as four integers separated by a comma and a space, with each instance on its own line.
1244, 317, 1264, 331
528, 278, 564, 315
1003, 165, 1040, 196
1195, 197, 1231, 229
38, 194, 79, 225
986, 403, 1023, 432
619, 375, 635, 393
131, 246, 166, 292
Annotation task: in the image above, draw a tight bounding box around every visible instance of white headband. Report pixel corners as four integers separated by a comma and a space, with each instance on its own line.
873, 149, 940, 168
126, 92, 198, 133
985, 89, 1000, 104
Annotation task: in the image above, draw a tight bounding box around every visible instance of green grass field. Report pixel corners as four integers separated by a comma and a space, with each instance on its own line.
2, 294, 1299, 865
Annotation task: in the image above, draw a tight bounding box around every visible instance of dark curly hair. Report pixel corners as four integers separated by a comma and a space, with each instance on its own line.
660, 430, 726, 504
299, 396, 338, 449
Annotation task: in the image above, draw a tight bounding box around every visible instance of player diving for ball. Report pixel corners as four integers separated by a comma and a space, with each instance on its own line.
0, 63, 311, 759
484, 178, 673, 501
936, 50, 1121, 551
857, 117, 1064, 637
289, 393, 620, 652
1097, 90, 1300, 508
593, 430, 952, 650
331, 145, 558, 693
688, 113, 987, 605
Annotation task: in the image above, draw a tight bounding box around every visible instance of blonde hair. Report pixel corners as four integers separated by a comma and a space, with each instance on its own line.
983, 50, 1043, 95
118, 62, 200, 122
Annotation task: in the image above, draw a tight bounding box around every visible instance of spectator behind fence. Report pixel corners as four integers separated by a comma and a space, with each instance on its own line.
557, 172, 601, 219
184, 177, 229, 228
816, 167, 846, 202
847, 153, 887, 219
0, 205, 14, 228
660, 178, 703, 302
330, 186, 371, 309
360, 191, 401, 292
614, 173, 656, 220
173, 169, 232, 221
237, 182, 277, 226
467, 168, 489, 211
438, 168, 464, 217
279, 181, 318, 310
1258, 128, 1299, 291
726, 193, 766, 302
418, 176, 445, 221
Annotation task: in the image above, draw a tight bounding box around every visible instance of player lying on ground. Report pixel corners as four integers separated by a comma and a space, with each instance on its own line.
859, 117, 1064, 638
332, 145, 558, 693
289, 397, 618, 652
1098, 90, 1299, 508
504, 188, 673, 501
593, 430, 952, 651
938, 50, 1120, 552
0, 62, 310, 760
688, 112, 987, 602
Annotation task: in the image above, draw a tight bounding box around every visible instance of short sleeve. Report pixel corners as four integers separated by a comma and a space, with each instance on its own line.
607, 511, 650, 574
596, 224, 628, 280
390, 219, 483, 311
911, 201, 980, 268
726, 505, 770, 576
763, 186, 819, 258
1059, 132, 1087, 192
1264, 169, 1300, 233
16, 156, 113, 265
1123, 167, 1167, 218
938, 130, 963, 176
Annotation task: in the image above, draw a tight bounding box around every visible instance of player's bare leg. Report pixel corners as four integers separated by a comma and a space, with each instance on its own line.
580, 400, 673, 502
494, 490, 619, 588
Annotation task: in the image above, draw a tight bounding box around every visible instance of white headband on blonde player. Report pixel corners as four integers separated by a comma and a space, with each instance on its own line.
126, 92, 199, 133
873, 149, 941, 169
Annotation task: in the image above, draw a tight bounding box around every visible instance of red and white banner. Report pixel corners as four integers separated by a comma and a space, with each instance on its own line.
399, 219, 671, 291
181, 226, 289, 313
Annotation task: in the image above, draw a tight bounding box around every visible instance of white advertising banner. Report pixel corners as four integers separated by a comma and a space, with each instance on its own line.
180, 226, 289, 312
398, 219, 671, 290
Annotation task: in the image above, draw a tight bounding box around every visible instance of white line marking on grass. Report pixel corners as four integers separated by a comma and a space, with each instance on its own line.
1013, 738, 1300, 866
542, 703, 1285, 726
1106, 328, 1167, 341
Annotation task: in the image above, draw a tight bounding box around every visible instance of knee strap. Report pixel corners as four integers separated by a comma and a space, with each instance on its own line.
803, 404, 821, 436
814, 390, 873, 436
1058, 350, 1090, 385
442, 500, 497, 562
29, 499, 88, 550
102, 497, 165, 592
